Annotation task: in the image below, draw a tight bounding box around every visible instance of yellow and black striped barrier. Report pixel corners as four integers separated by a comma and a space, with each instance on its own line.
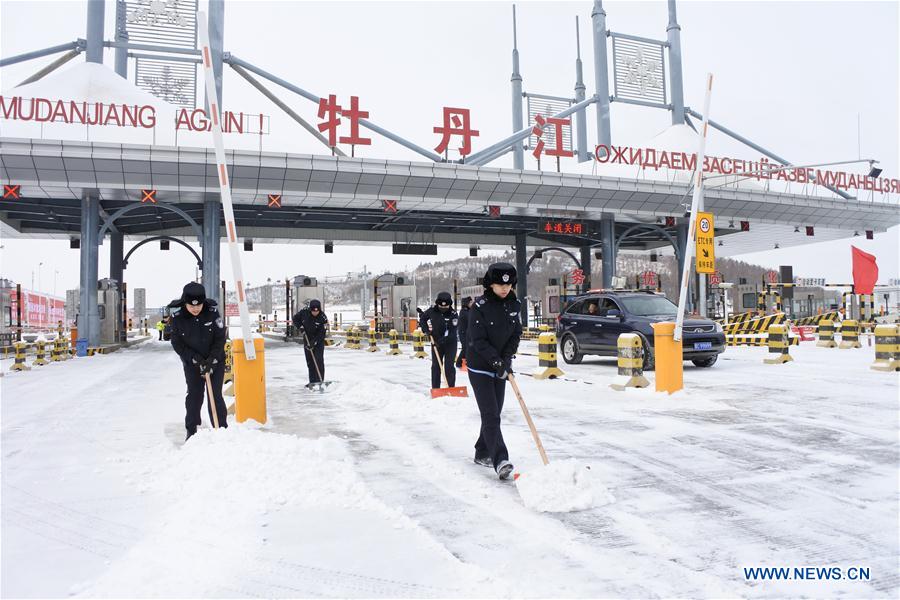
33, 341, 48, 366
816, 320, 837, 348
723, 312, 786, 335
10, 342, 30, 372
871, 324, 899, 372
795, 311, 840, 328
838, 319, 861, 349
386, 329, 403, 356
411, 330, 428, 358
50, 338, 62, 362
764, 324, 793, 364
345, 327, 362, 350
610, 333, 649, 390
367, 328, 379, 352
727, 334, 799, 347
532, 331, 564, 380
223, 340, 235, 397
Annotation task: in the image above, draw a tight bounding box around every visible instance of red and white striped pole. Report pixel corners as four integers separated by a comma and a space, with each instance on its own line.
675, 72, 713, 342
198, 12, 256, 360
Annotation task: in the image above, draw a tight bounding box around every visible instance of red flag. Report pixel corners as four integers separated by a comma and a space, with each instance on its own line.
851, 246, 878, 294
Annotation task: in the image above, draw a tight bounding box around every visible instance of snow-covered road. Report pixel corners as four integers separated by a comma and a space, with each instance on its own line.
2, 337, 897, 597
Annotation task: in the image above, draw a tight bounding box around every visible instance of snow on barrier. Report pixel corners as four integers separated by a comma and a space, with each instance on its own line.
610, 333, 650, 390
871, 324, 900, 372
764, 324, 794, 365
839, 319, 861, 349
816, 319, 837, 348
386, 329, 403, 356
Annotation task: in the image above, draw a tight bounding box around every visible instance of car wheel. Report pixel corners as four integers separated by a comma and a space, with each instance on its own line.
560, 335, 583, 364
638, 334, 655, 371
691, 355, 718, 368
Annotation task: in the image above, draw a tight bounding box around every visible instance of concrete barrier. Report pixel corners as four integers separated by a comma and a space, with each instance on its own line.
610, 333, 650, 390
871, 324, 899, 372
10, 342, 30, 372
532, 331, 564, 380
839, 319, 861, 349
816, 319, 837, 348
386, 329, 403, 356
764, 324, 794, 364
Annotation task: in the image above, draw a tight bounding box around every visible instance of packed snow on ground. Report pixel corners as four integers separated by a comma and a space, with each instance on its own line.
2, 335, 898, 598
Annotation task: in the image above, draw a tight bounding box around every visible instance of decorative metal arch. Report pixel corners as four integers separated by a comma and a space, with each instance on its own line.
123, 236, 202, 270
612, 223, 681, 260
99, 201, 203, 240
526, 247, 582, 273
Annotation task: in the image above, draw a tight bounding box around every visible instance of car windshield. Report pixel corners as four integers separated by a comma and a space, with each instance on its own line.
619, 295, 678, 317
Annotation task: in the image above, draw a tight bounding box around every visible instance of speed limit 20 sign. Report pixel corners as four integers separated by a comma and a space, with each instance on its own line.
695, 211, 715, 274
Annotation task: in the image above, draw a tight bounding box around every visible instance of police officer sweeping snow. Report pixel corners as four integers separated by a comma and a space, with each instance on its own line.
455, 296, 473, 369
168, 282, 228, 441
292, 299, 328, 388
419, 291, 459, 389
466, 263, 522, 480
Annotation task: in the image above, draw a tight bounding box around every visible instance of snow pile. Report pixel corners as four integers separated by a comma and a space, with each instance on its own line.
515, 459, 613, 513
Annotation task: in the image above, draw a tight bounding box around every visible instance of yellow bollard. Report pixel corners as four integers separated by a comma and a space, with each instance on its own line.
816, 319, 837, 348
367, 328, 379, 352
764, 324, 794, 364
345, 326, 361, 350
10, 342, 30, 372
33, 341, 49, 366
386, 329, 403, 355
871, 324, 899, 372
532, 331, 564, 380
412, 329, 428, 358
231, 337, 267, 424
651, 322, 682, 394
610, 333, 650, 390
839, 319, 861, 349
223, 340, 235, 397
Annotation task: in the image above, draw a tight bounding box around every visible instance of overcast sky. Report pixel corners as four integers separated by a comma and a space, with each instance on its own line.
1, 0, 898, 306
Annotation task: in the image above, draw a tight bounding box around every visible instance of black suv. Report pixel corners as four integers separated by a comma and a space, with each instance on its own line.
556, 291, 725, 368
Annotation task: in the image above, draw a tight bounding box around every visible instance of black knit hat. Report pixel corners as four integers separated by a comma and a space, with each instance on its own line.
179, 282, 207, 306
483, 262, 517, 288
309, 299, 322, 310
435, 291, 452, 306
461, 296, 472, 306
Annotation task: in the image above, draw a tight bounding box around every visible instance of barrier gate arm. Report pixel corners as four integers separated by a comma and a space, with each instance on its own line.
198, 12, 256, 360
675, 72, 714, 343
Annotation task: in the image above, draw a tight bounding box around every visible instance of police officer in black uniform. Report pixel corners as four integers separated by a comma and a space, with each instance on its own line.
419, 291, 459, 388
466, 263, 522, 479
168, 282, 228, 440
455, 296, 473, 369
292, 299, 328, 386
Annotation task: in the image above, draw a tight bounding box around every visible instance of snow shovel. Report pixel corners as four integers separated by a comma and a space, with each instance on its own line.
301, 330, 332, 393
430, 336, 469, 398
203, 371, 221, 429
508, 374, 548, 465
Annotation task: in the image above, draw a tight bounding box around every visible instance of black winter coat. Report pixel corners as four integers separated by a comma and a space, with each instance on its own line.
420, 306, 459, 345
292, 308, 328, 347
457, 306, 471, 347
170, 303, 227, 367
466, 289, 522, 373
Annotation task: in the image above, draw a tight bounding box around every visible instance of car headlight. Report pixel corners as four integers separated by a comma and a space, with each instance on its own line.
714, 322, 723, 333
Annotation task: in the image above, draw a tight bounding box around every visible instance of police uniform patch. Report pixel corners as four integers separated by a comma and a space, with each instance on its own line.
502, 274, 510, 283
216, 318, 224, 328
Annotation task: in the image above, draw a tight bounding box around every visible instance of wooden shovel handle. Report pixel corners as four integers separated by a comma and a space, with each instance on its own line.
508, 374, 549, 465
430, 335, 449, 388
204, 371, 220, 429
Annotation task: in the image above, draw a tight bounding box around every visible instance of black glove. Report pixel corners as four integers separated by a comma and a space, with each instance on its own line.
502, 356, 514, 375
491, 358, 508, 380
455, 355, 464, 369
198, 356, 217, 375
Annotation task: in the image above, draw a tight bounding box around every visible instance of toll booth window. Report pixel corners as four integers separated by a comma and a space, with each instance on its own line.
548, 295, 559, 314
742, 293, 756, 310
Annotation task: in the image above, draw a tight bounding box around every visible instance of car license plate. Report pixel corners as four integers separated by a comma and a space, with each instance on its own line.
693, 342, 712, 350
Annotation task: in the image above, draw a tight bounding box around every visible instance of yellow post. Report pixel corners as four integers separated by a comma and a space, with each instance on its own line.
33, 341, 49, 366
386, 329, 403, 355
223, 340, 235, 397
345, 326, 361, 349
231, 337, 267, 424
412, 329, 428, 358
871, 324, 899, 372
839, 319, 861, 349
764, 324, 793, 364
816, 319, 837, 348
367, 328, 379, 352
610, 333, 650, 390
10, 342, 30, 372
651, 322, 682, 394
532, 331, 564, 379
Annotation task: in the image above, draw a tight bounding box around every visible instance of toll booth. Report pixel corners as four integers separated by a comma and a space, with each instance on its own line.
543, 283, 562, 323
374, 274, 416, 333
97, 278, 123, 345
291, 276, 322, 314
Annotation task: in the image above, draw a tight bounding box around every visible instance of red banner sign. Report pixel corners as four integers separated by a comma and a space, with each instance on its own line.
8, 290, 65, 328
